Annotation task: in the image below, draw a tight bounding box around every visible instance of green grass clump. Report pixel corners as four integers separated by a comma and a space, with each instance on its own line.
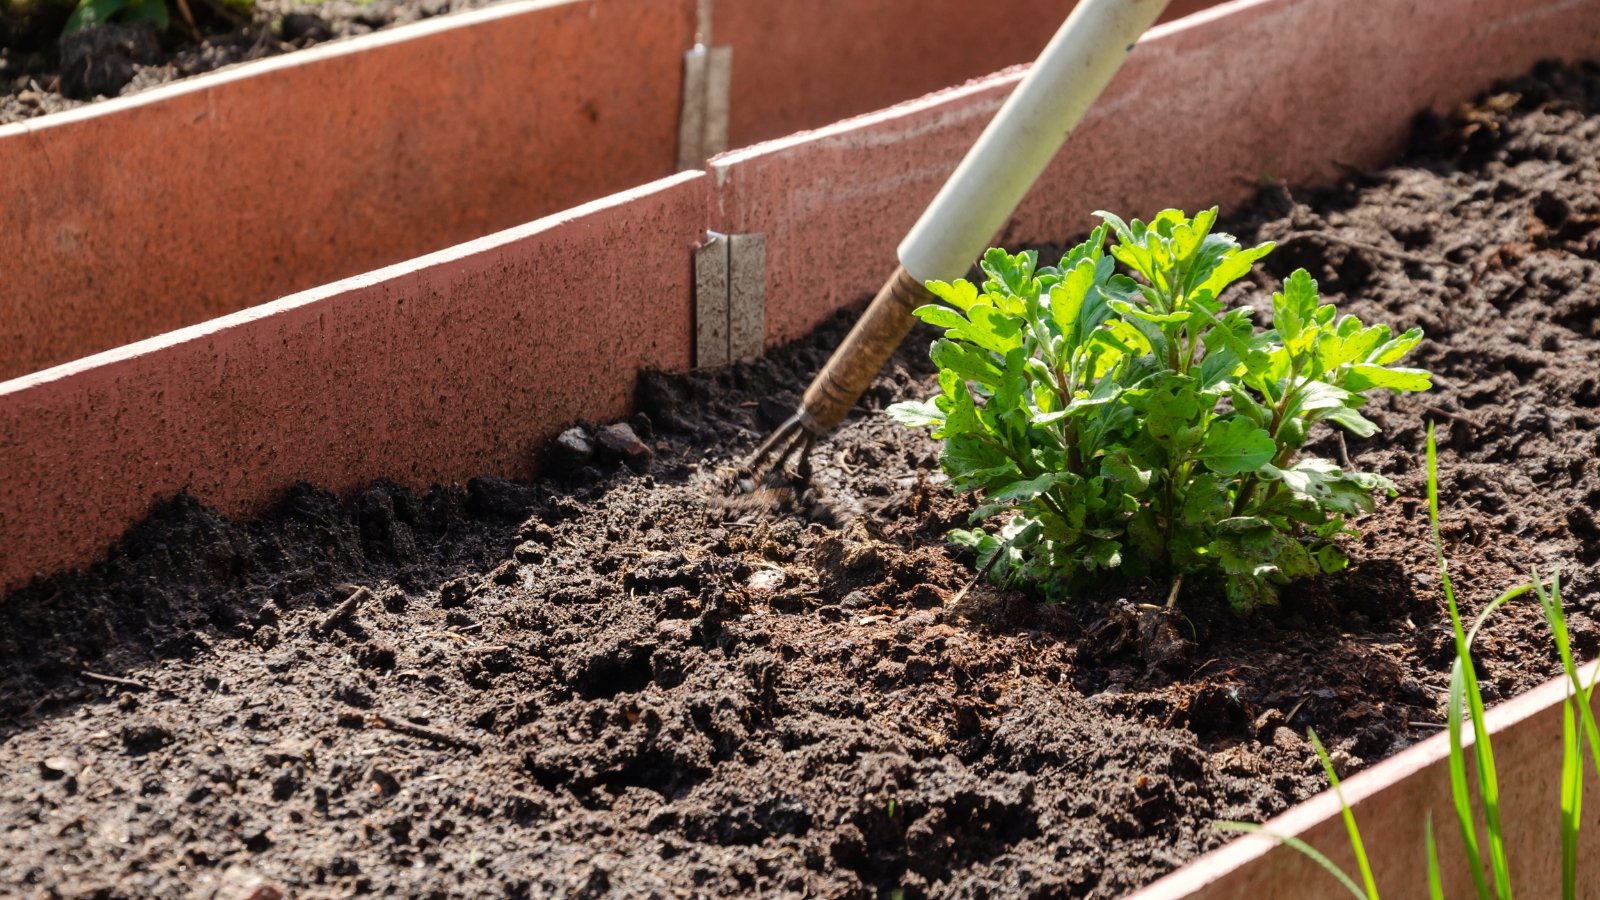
1218, 423, 1600, 899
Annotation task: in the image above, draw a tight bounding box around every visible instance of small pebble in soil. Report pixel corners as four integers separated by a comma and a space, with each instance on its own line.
548, 427, 595, 472
39, 756, 80, 780
841, 589, 873, 609
746, 568, 785, 593
595, 422, 654, 472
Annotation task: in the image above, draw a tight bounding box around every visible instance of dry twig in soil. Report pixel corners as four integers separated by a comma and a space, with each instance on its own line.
373, 714, 482, 753
80, 670, 149, 692
316, 586, 372, 634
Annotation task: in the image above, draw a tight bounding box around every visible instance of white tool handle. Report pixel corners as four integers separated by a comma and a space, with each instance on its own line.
898, 0, 1171, 284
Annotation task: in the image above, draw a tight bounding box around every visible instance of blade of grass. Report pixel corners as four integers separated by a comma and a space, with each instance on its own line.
1308, 729, 1380, 900
1214, 821, 1372, 900
1534, 570, 1600, 779
1560, 696, 1581, 900
1461, 612, 1512, 899
1426, 814, 1445, 900
1534, 567, 1592, 900
1465, 584, 1532, 649
1446, 660, 1492, 899
1428, 424, 1492, 900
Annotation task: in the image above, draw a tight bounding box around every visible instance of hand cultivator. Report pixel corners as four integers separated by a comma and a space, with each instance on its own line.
744, 0, 1173, 483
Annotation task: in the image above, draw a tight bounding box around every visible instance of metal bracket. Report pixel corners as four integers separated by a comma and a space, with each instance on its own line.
676, 43, 732, 172
695, 231, 765, 368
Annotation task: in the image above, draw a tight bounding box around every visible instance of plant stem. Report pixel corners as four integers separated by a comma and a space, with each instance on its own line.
1233, 374, 1303, 516
1231, 479, 1257, 517
1052, 363, 1083, 474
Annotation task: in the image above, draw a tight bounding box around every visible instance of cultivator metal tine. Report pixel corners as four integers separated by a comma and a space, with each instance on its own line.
743, 414, 815, 482
734, 265, 928, 496
726, 0, 1169, 503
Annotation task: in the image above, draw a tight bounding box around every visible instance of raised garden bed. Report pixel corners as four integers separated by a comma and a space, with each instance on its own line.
0, 0, 698, 381
1, 0, 1216, 127
3, 59, 1600, 896
0, 0, 1230, 382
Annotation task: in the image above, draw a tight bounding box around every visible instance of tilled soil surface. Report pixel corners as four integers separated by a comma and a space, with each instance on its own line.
2, 60, 1599, 899
1, 0, 499, 124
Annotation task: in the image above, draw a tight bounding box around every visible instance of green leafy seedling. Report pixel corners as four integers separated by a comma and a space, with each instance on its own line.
889, 209, 1431, 609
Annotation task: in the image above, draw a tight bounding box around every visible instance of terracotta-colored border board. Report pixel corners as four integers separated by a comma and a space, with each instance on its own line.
711, 0, 1600, 350
714, 0, 1223, 150
1129, 662, 1600, 898
0, 0, 1232, 387
0, 172, 707, 592
0, 0, 697, 381
3, 0, 1598, 591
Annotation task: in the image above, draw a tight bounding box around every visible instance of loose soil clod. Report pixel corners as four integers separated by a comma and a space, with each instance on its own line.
1, 59, 1598, 899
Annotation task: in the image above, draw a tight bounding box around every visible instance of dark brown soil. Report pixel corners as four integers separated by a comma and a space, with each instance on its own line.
1, 0, 499, 123
2, 60, 1598, 899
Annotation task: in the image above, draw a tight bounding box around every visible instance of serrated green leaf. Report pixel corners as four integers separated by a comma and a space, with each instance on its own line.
1261, 458, 1387, 515
1084, 319, 1151, 379
1047, 258, 1094, 341
1321, 405, 1379, 438
1315, 545, 1350, 574
917, 303, 1025, 356
1316, 320, 1390, 371
986, 472, 1078, 505
926, 279, 982, 311
934, 369, 982, 438
941, 434, 1016, 490
1276, 537, 1320, 579
885, 398, 943, 428
1293, 380, 1354, 415
1228, 385, 1271, 427
1083, 539, 1123, 570
1102, 449, 1152, 493
1344, 364, 1432, 393
1198, 417, 1275, 475
963, 304, 1026, 355
1144, 385, 1204, 452
1369, 327, 1423, 365
980, 248, 1039, 307
1191, 241, 1275, 304
1273, 268, 1320, 343
930, 339, 1004, 389
1032, 394, 1114, 425
1057, 224, 1109, 272
1180, 472, 1231, 526
913, 304, 969, 330
1094, 210, 1135, 245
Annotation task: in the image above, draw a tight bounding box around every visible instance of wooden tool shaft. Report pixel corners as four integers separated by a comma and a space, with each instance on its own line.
797, 266, 932, 435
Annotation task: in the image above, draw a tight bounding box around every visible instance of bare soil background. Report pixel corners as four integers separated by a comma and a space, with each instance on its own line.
1, 60, 1597, 898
